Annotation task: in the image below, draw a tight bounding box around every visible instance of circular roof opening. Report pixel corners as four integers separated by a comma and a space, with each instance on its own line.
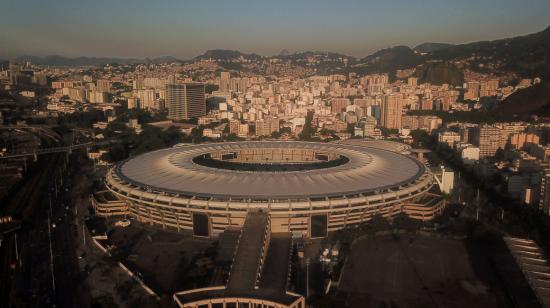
191, 148, 350, 172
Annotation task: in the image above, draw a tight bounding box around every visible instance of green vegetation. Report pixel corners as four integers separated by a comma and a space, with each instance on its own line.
58, 110, 106, 128
205, 84, 219, 94
298, 111, 316, 140
429, 25, 550, 79
414, 61, 464, 86
346, 123, 355, 134
280, 127, 292, 135
413, 42, 455, 53
218, 61, 243, 71
351, 46, 425, 79
101, 125, 187, 162
496, 81, 550, 118
378, 127, 399, 137
113, 107, 167, 124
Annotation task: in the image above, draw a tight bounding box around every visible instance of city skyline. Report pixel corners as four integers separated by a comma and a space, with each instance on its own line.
1, 0, 550, 59
2, 2, 550, 307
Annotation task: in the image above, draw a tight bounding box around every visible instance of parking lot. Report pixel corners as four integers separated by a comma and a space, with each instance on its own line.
107, 221, 214, 295
339, 235, 519, 308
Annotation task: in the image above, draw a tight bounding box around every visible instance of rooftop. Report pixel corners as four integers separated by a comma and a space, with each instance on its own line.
115, 141, 426, 199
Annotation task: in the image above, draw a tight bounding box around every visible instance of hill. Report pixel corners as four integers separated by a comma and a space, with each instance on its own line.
352, 46, 425, 77
495, 82, 550, 117
414, 43, 455, 53
278, 50, 353, 60
414, 61, 464, 86
428, 25, 550, 79
347, 26, 550, 80
194, 49, 262, 61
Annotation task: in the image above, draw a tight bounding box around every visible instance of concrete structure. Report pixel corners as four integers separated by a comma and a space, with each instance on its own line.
104, 141, 443, 238
438, 131, 461, 147
174, 211, 305, 307
440, 168, 455, 194
166, 83, 206, 120
504, 237, 550, 307
91, 190, 129, 216
511, 133, 540, 150
459, 145, 480, 164
380, 94, 403, 130
219, 72, 231, 93
475, 125, 501, 158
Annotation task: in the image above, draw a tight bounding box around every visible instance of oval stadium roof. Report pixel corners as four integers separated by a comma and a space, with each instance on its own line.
115, 141, 425, 199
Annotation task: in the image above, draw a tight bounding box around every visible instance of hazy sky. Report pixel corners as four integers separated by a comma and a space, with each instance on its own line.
1, 0, 549, 59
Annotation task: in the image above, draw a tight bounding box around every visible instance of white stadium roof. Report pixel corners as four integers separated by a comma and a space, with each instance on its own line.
115, 141, 425, 199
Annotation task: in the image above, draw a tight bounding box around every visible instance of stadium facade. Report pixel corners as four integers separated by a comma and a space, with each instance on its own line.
97, 141, 444, 239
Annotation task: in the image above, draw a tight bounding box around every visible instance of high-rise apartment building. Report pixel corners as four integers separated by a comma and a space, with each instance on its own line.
96, 79, 111, 92
464, 81, 480, 100
9, 61, 21, 85
255, 120, 271, 137
133, 77, 144, 90
136, 89, 157, 109
331, 98, 350, 114
474, 125, 502, 158
380, 94, 403, 130
420, 98, 433, 110
219, 72, 230, 93
166, 83, 206, 120
510, 133, 540, 149
229, 119, 241, 135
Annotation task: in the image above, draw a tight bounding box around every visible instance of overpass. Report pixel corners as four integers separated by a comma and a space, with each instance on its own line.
0, 125, 62, 142
0, 142, 93, 160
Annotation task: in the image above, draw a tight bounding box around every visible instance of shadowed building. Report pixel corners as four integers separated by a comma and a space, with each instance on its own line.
166, 83, 206, 120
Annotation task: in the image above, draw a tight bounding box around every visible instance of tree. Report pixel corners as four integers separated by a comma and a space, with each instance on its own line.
299, 111, 316, 140
102, 143, 128, 162
319, 128, 337, 136
280, 127, 292, 135
346, 123, 356, 134
225, 133, 242, 141
205, 84, 219, 94
495, 148, 506, 161
410, 129, 437, 149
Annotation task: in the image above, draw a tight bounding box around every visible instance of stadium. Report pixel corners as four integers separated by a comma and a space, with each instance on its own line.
99, 141, 444, 238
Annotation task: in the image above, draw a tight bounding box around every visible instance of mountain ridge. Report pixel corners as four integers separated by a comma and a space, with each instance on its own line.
413, 43, 455, 53
3, 25, 549, 78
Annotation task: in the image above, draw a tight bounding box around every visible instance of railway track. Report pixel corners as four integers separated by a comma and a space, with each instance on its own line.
0, 152, 65, 307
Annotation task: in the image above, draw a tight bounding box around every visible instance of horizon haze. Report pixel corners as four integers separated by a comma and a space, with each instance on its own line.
1, 0, 550, 59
